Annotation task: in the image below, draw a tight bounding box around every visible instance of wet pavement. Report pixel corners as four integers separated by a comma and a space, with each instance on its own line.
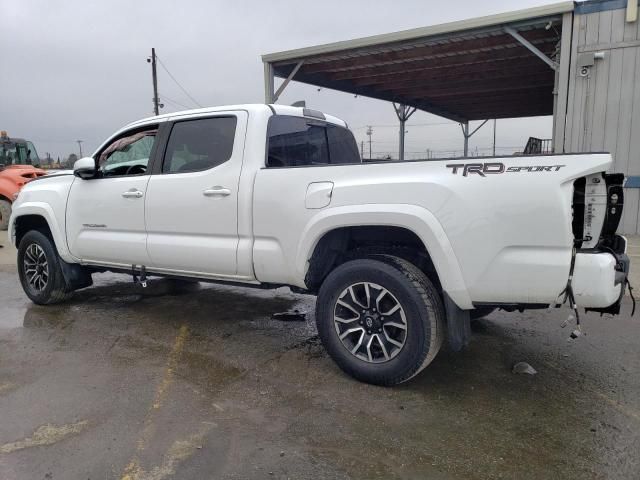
1, 238, 639, 479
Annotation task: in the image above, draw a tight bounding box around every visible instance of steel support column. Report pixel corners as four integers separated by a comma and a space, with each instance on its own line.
264, 63, 275, 104
273, 60, 305, 102
462, 122, 469, 157
504, 26, 559, 71
393, 103, 417, 161
460, 119, 489, 157
553, 12, 574, 153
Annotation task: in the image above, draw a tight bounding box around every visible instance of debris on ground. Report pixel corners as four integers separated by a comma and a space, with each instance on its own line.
569, 328, 582, 339
512, 362, 537, 375
271, 310, 307, 321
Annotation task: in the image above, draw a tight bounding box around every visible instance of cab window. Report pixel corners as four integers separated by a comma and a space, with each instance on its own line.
98, 128, 158, 177
266, 115, 360, 167
162, 117, 237, 174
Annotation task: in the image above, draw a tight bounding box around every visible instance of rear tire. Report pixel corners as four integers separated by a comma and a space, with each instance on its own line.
18, 230, 74, 305
316, 255, 444, 386
0, 199, 11, 231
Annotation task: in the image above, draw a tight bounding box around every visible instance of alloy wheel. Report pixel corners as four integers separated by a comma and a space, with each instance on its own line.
23, 243, 49, 291
333, 282, 408, 363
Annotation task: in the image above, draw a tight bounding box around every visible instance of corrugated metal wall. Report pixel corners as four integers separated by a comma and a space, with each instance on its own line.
563, 2, 640, 233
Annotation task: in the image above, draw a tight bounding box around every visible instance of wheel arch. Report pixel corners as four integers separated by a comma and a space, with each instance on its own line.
297, 204, 472, 309
10, 203, 75, 262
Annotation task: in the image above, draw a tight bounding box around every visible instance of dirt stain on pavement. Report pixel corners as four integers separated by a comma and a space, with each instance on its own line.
0, 382, 16, 395
0, 421, 88, 454
120, 425, 213, 480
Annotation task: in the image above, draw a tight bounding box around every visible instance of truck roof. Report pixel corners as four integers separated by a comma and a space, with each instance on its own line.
0, 137, 28, 144
124, 104, 347, 130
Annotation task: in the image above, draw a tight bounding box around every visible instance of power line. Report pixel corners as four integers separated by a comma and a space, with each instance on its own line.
155, 55, 202, 108
159, 92, 191, 109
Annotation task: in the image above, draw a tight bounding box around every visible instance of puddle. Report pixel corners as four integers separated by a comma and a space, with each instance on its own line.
0, 272, 29, 329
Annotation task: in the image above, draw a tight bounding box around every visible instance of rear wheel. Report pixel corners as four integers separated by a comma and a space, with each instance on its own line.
18, 230, 73, 304
316, 255, 444, 386
0, 199, 11, 231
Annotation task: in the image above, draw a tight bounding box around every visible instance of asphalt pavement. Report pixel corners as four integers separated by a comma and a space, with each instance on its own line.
0, 234, 639, 479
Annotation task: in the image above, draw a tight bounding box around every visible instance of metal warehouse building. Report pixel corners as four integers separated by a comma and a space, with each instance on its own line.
263, 0, 640, 233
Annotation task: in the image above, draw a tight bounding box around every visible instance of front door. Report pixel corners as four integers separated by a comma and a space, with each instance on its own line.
66, 126, 159, 266
145, 112, 246, 277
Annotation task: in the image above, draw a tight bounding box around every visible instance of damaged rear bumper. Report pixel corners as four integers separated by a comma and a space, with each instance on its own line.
572, 235, 629, 314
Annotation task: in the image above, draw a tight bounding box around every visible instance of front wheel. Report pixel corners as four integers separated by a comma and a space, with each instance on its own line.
18, 230, 74, 304
316, 255, 444, 386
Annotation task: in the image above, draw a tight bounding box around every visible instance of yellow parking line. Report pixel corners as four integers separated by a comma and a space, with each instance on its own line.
121, 324, 189, 480
152, 324, 189, 411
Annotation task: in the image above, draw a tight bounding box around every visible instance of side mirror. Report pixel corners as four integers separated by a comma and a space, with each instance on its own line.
73, 157, 97, 179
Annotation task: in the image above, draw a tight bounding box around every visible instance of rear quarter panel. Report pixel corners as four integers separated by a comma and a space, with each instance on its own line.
252, 154, 612, 307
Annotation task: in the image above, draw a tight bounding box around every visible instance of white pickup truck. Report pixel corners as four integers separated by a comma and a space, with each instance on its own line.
9, 104, 630, 385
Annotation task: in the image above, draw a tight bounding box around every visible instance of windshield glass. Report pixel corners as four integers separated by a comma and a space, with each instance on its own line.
0, 142, 18, 165
0, 140, 39, 166
26, 141, 40, 163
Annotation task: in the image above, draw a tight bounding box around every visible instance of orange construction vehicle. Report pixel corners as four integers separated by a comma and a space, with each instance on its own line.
0, 131, 46, 230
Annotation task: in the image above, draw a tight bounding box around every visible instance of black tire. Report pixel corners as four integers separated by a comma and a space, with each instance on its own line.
316, 255, 444, 386
18, 230, 74, 305
470, 307, 495, 321
0, 199, 11, 231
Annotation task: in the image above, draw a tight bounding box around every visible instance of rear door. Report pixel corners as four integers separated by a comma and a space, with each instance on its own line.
144, 112, 247, 276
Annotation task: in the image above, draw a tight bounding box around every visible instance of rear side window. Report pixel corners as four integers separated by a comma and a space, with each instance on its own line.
327, 124, 361, 164
163, 116, 237, 174
266, 116, 360, 167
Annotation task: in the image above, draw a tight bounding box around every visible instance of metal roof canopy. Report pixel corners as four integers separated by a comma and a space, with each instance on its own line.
263, 2, 574, 132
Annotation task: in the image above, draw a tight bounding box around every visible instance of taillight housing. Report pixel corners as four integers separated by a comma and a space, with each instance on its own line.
602, 173, 624, 237
572, 172, 625, 250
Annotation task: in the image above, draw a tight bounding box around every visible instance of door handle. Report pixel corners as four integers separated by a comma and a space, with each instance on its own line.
203, 186, 231, 197
122, 189, 144, 198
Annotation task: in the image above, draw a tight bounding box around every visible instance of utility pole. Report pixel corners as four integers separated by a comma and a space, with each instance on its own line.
148, 48, 160, 116
76, 140, 83, 158
366, 126, 373, 161
360, 140, 364, 160
492, 119, 497, 156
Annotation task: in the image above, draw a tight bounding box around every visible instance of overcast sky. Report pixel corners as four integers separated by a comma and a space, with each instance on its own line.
2, 0, 562, 161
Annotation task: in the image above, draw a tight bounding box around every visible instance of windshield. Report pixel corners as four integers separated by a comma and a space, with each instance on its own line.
26, 141, 40, 163
0, 139, 39, 166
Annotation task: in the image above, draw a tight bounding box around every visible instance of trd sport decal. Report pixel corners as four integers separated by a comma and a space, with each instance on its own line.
446, 162, 566, 177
